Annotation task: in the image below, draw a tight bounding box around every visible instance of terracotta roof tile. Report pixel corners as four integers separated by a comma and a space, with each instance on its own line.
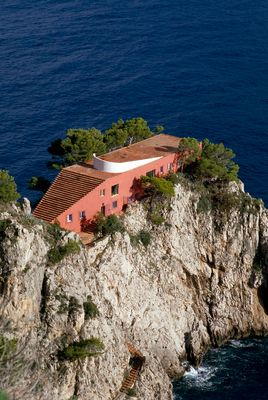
99, 134, 181, 163
33, 168, 105, 222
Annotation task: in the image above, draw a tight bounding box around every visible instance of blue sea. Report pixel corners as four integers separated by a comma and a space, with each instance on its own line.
174, 338, 268, 400
0, 1, 268, 398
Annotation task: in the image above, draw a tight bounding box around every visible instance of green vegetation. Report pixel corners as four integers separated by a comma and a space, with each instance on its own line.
177, 137, 201, 172
140, 176, 175, 198
48, 239, 80, 264
0, 391, 9, 400
137, 230, 151, 247
197, 195, 211, 214
83, 296, 99, 320
46, 222, 64, 244
94, 213, 125, 238
28, 176, 50, 193
184, 139, 239, 182
149, 209, 165, 225
48, 128, 106, 169
130, 230, 151, 247
127, 388, 137, 397
0, 219, 12, 240
0, 336, 17, 360
0, 170, 20, 203
48, 117, 158, 169
103, 117, 154, 150
59, 337, 104, 361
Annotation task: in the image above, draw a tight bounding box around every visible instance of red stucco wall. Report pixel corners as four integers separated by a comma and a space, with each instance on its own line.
55, 153, 178, 233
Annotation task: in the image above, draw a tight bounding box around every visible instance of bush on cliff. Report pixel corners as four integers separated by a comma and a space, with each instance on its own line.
186, 139, 239, 182
83, 296, 99, 319
94, 213, 125, 238
48, 239, 80, 264
59, 337, 104, 361
140, 175, 175, 198
0, 170, 20, 203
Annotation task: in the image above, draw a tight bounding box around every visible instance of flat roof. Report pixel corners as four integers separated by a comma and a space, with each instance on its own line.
98, 134, 181, 163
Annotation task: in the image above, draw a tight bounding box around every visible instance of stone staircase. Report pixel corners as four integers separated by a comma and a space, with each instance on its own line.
120, 342, 145, 394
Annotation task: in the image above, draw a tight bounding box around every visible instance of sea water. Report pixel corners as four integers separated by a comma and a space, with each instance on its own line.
173, 338, 268, 399
0, 0, 268, 203
0, 1, 268, 398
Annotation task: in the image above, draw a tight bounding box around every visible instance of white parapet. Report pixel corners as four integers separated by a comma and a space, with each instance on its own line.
93, 154, 162, 173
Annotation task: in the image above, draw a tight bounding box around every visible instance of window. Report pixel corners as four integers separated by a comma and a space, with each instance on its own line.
112, 201, 118, 209
100, 188, 105, 197
146, 170, 156, 177
167, 163, 173, 171
67, 214, 73, 223
160, 166, 164, 174
79, 211, 86, 220
111, 184, 119, 196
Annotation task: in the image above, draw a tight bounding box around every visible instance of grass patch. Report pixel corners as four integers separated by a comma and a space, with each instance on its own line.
127, 388, 137, 397
94, 213, 125, 238
48, 239, 80, 265
59, 337, 104, 361
130, 230, 151, 247
83, 296, 99, 320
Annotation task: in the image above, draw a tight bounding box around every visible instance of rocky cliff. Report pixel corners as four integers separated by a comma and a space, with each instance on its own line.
1, 180, 268, 400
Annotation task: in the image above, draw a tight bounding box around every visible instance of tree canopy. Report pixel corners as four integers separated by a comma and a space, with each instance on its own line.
48, 117, 157, 170
0, 170, 20, 203
196, 139, 239, 181
48, 128, 107, 170
177, 137, 201, 171
181, 138, 239, 182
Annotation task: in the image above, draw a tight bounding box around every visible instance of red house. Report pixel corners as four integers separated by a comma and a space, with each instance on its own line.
33, 134, 181, 238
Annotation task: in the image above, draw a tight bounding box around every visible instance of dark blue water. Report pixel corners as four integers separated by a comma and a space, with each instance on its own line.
0, 2, 268, 397
0, 1, 268, 203
174, 338, 268, 400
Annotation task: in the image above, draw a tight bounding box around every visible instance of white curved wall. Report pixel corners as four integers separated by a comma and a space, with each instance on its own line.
93, 154, 162, 173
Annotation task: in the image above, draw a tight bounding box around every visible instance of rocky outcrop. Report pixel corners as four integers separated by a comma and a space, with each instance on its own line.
0, 181, 268, 400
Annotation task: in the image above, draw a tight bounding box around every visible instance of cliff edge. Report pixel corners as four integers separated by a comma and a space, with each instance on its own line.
1, 179, 268, 400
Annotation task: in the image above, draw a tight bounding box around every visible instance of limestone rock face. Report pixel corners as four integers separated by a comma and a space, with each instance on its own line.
1, 183, 268, 400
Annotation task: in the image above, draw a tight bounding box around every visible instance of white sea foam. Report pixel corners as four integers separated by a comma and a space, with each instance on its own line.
183, 365, 218, 388
229, 339, 255, 348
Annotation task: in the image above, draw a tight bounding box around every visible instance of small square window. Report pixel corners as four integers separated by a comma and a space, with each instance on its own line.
146, 170, 156, 177
100, 188, 105, 197
111, 184, 119, 196
67, 214, 73, 223
167, 163, 173, 171
79, 211, 86, 220
112, 201, 118, 209
160, 166, 164, 173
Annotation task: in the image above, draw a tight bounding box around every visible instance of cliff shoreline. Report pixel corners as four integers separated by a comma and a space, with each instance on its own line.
1, 180, 268, 399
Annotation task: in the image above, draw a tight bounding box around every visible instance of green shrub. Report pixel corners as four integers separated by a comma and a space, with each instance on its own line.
68, 297, 81, 314
59, 337, 104, 361
0, 336, 17, 360
83, 296, 99, 319
197, 195, 211, 214
48, 239, 80, 264
0, 170, 20, 203
0, 219, 12, 240
165, 172, 180, 185
0, 391, 9, 400
94, 214, 125, 237
149, 210, 165, 225
140, 176, 175, 198
137, 230, 151, 247
127, 388, 137, 397
46, 222, 64, 243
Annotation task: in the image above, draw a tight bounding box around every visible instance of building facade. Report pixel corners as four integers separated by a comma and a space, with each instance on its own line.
33, 134, 181, 233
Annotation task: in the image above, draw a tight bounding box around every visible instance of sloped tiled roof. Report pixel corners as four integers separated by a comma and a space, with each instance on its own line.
33, 168, 105, 222
33, 134, 181, 223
